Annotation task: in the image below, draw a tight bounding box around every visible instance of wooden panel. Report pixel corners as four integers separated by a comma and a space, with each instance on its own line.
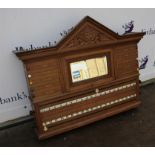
114, 45, 138, 79
26, 58, 62, 102
41, 86, 136, 122
15, 16, 144, 139
38, 100, 141, 139
60, 22, 116, 52
39, 80, 138, 132
62, 49, 115, 93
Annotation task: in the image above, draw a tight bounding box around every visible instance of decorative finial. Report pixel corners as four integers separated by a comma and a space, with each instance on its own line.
63, 30, 67, 35
15, 47, 18, 51
19, 47, 24, 51
49, 42, 51, 47
30, 45, 33, 50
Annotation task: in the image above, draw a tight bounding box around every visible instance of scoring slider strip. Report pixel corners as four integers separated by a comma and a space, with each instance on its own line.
40, 82, 136, 113
42, 94, 137, 131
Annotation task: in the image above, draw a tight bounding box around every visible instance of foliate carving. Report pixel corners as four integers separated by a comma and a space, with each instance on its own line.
64, 24, 112, 49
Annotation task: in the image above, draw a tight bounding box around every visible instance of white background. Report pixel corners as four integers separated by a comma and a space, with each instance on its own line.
0, 8, 155, 123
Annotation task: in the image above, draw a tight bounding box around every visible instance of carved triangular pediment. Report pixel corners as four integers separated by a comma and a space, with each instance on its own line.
15, 16, 145, 60
59, 17, 118, 51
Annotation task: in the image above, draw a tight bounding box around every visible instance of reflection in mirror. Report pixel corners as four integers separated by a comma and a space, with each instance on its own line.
70, 56, 108, 83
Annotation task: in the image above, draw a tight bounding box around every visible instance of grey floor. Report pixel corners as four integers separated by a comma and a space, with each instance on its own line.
0, 83, 155, 147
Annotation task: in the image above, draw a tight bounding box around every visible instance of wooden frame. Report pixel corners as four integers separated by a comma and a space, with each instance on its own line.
64, 50, 113, 91
15, 16, 145, 139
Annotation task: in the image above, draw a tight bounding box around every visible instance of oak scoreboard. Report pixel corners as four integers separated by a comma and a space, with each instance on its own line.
15, 16, 145, 139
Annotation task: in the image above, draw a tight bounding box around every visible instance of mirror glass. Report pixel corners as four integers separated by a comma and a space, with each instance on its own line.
70, 56, 108, 83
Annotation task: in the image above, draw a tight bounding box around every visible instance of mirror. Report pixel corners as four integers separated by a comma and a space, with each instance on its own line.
70, 56, 108, 83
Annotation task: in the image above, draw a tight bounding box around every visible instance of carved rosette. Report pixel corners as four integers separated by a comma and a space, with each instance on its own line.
64, 24, 112, 49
